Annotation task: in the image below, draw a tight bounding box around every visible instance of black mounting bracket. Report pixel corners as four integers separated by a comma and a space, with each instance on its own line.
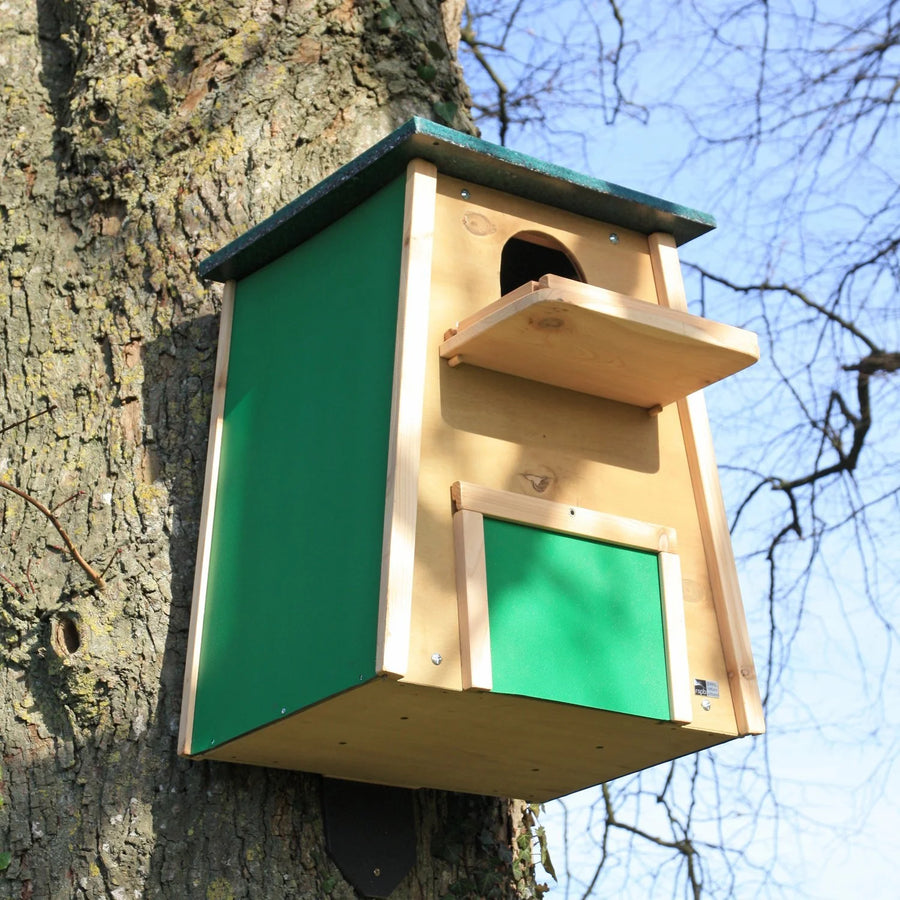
322, 778, 417, 899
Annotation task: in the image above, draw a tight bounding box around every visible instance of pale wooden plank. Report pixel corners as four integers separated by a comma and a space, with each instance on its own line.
451, 481, 677, 553
452, 509, 493, 691
439, 275, 759, 409
376, 159, 438, 678
647, 235, 688, 309
199, 677, 735, 802
178, 279, 236, 756
649, 232, 766, 736
659, 551, 692, 724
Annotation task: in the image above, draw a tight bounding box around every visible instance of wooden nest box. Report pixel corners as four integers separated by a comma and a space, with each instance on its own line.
179, 118, 765, 801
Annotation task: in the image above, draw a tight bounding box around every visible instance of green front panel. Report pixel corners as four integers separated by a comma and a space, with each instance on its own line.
484, 518, 671, 720
192, 177, 406, 752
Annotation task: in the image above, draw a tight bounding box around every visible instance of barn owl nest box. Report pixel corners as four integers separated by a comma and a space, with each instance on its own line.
178, 118, 764, 801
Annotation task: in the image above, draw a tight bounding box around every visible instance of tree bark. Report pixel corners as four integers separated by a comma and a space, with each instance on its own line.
0, 1, 538, 897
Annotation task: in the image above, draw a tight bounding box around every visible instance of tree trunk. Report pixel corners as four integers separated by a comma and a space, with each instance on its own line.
0, 1, 539, 896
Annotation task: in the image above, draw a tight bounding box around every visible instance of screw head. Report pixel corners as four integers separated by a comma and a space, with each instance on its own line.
701, 699, 711, 711
281, 707, 286, 714
608, 232, 619, 244
460, 189, 470, 199
431, 652, 443, 666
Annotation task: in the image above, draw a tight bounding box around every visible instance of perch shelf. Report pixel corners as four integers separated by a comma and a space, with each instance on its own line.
440, 274, 759, 409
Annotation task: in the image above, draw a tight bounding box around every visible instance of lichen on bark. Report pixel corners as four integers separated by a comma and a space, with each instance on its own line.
1, 0, 538, 897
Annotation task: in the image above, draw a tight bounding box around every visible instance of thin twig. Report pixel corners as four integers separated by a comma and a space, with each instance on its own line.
96, 548, 121, 583
773, 372, 873, 493
25, 555, 36, 594
0, 404, 57, 435
52, 491, 84, 513
0, 571, 25, 598
460, 16, 512, 144
0, 480, 104, 589
686, 265, 881, 352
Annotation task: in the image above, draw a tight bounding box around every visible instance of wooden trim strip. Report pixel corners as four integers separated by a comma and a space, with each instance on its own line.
452, 509, 493, 691
649, 232, 765, 735
376, 159, 438, 677
451, 481, 677, 553
178, 279, 236, 756
659, 552, 692, 724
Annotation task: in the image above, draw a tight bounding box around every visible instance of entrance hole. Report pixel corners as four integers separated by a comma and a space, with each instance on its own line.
499, 232, 584, 296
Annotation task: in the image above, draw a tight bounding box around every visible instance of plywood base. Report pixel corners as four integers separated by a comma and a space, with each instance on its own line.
196, 677, 735, 801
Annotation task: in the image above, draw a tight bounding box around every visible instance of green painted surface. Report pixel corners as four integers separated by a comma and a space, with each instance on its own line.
191, 177, 406, 751
484, 518, 671, 720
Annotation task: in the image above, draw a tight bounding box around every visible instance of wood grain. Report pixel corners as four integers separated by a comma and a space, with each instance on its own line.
440, 275, 759, 409
452, 481, 677, 552
376, 159, 438, 678
452, 509, 492, 691
198, 676, 735, 801
659, 551, 693, 724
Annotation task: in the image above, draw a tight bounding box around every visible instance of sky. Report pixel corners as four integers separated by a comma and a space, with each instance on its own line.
459, 2, 900, 896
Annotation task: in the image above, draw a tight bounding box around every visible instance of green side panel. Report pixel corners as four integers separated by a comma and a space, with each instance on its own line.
191, 177, 406, 752
484, 518, 671, 720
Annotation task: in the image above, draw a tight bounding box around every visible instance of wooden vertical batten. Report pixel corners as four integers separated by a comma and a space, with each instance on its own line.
376, 159, 439, 679
649, 232, 766, 736
178, 279, 235, 756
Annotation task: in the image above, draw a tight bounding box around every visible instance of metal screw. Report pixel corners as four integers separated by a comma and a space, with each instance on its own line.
460, 189, 470, 199
609, 232, 619, 244
701, 700, 711, 711
373, 867, 381, 877
431, 653, 443, 665
569, 508, 576, 516
281, 707, 286, 714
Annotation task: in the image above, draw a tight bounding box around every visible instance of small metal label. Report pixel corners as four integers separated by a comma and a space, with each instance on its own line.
693, 678, 720, 699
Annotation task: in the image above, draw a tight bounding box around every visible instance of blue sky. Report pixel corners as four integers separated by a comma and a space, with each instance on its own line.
460, 2, 900, 895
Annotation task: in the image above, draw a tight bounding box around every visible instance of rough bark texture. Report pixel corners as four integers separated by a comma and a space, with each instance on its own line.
0, 1, 541, 897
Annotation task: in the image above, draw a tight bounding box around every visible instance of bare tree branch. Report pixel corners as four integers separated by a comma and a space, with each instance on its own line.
685, 265, 883, 353
0, 480, 105, 590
